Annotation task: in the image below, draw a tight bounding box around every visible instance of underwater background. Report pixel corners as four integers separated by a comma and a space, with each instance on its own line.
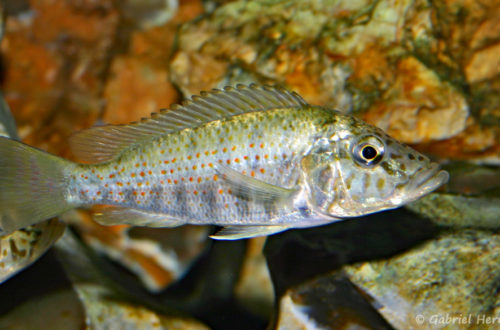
0, 0, 499, 329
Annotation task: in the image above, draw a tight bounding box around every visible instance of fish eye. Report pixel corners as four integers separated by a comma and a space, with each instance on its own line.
352, 136, 385, 167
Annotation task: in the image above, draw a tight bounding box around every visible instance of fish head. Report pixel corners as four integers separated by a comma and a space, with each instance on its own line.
301, 118, 449, 218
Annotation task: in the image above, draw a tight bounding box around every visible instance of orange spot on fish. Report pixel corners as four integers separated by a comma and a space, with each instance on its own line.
209, 163, 213, 168
172, 158, 177, 163
212, 150, 217, 155
109, 174, 115, 179
218, 189, 224, 194
242, 170, 247, 175
114, 166, 118, 170
170, 169, 174, 174
243, 155, 248, 160
226, 159, 231, 164
117, 182, 123, 186
224, 203, 229, 208
213, 175, 218, 181
109, 191, 113, 195
174, 179, 178, 184
167, 179, 172, 184
140, 172, 145, 177
164, 160, 169, 164
104, 184, 109, 188
260, 143, 264, 148
189, 177, 193, 182
260, 168, 265, 174
249, 143, 254, 148
234, 158, 240, 163
204, 151, 209, 156
196, 153, 200, 158
96, 191, 101, 195
187, 155, 192, 160
193, 190, 198, 195
146, 181, 150, 186
255, 155, 260, 160
148, 170, 152, 175
197, 177, 202, 183
118, 192, 123, 196
141, 192, 145, 196
161, 170, 167, 175
160, 150, 165, 154
232, 146, 236, 151
222, 147, 227, 152
192, 165, 197, 170
201, 163, 205, 168
181, 177, 185, 182
250, 171, 255, 177
135, 163, 140, 167
138, 182, 142, 187
133, 191, 138, 196
84, 176, 88, 180
143, 162, 147, 166
264, 154, 269, 159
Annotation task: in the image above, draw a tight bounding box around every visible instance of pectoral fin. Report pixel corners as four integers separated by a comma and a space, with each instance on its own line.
215, 163, 297, 202
93, 207, 184, 228
209, 225, 289, 240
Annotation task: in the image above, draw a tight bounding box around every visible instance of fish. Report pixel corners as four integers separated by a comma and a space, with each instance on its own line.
0, 84, 449, 240
0, 90, 64, 283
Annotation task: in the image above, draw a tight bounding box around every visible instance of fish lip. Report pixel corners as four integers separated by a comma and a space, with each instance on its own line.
405, 163, 449, 201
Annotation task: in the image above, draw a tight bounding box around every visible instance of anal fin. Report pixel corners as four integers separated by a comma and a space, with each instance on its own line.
93, 207, 184, 228
209, 225, 289, 240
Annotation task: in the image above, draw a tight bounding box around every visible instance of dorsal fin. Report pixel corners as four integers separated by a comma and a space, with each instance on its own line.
70, 84, 308, 163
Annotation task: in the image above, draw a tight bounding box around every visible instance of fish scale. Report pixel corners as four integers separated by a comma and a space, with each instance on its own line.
69, 108, 324, 225
0, 84, 449, 239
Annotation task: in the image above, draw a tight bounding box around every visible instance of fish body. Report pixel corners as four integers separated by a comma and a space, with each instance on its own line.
0, 85, 448, 239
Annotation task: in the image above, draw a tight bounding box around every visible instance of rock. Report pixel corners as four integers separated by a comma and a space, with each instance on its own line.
54, 230, 210, 329
264, 209, 438, 297
234, 237, 274, 318
465, 43, 500, 84
0, 251, 86, 329
170, 0, 473, 145
406, 162, 500, 228
0, 219, 65, 284
102, 0, 204, 124
274, 272, 392, 329
344, 230, 500, 329
119, 0, 178, 29
63, 210, 210, 292
1, 0, 119, 157
0, 288, 85, 329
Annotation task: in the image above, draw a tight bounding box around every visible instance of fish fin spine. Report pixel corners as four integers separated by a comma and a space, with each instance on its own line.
69, 84, 308, 163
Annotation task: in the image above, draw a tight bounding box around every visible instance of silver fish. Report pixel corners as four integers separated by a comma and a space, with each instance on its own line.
0, 85, 448, 239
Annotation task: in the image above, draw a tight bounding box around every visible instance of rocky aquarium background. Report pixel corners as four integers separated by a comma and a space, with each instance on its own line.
0, 0, 499, 329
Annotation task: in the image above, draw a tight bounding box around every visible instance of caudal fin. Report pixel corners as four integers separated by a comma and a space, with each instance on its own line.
0, 137, 74, 234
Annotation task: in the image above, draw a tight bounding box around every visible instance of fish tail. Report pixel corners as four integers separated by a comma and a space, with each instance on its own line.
0, 137, 75, 234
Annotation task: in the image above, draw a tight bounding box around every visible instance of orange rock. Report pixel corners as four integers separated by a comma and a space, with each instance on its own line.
363, 57, 468, 144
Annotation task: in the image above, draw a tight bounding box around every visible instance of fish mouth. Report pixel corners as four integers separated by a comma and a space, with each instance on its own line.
404, 163, 449, 201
